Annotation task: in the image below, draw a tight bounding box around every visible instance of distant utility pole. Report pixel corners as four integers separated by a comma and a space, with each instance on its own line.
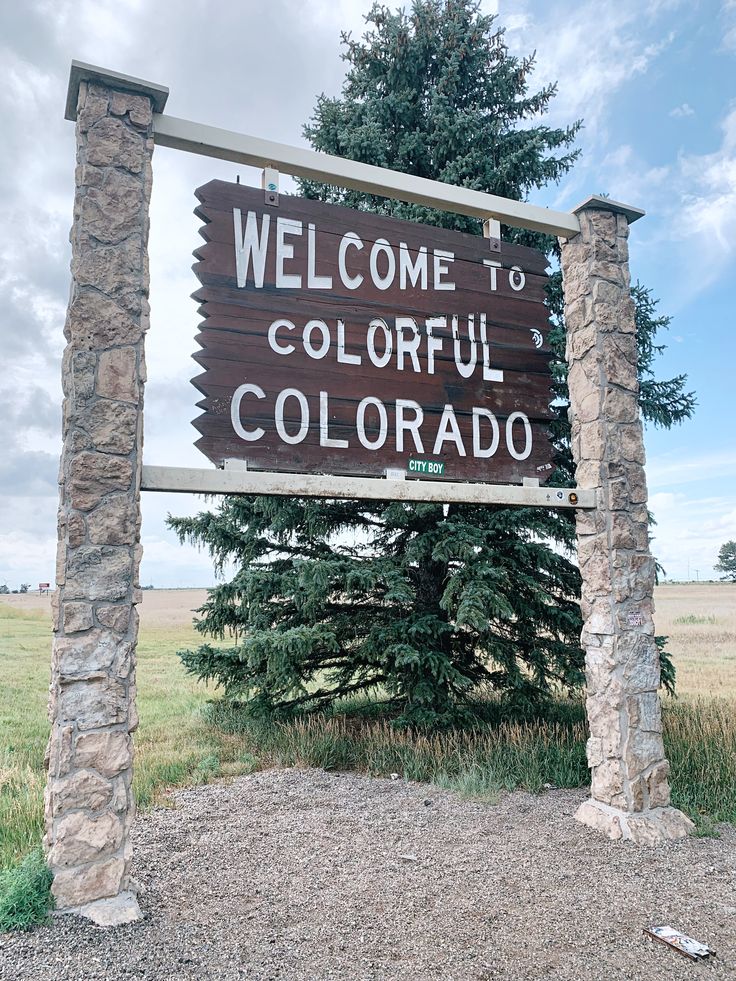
695, 569, 700, 582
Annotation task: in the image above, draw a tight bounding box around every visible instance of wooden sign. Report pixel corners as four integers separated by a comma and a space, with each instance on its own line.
192, 180, 554, 484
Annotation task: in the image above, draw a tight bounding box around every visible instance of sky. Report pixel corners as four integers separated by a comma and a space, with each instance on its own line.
0, 0, 734, 589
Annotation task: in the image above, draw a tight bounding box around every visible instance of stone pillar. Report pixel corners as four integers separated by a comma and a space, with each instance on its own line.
560, 198, 693, 844
45, 65, 168, 926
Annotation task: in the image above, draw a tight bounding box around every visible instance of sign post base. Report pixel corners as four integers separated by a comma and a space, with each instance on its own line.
575, 798, 695, 844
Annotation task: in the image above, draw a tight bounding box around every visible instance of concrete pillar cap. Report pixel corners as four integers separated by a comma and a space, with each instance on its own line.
65, 60, 169, 122
572, 194, 645, 224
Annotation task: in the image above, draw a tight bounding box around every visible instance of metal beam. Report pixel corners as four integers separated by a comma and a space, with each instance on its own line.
141, 465, 595, 508
152, 113, 581, 238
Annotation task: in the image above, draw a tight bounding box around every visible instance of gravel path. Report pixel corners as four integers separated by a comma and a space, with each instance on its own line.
1, 768, 734, 980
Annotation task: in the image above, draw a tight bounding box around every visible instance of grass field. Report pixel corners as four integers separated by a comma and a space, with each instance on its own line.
1, 583, 734, 883
0, 590, 254, 875
653, 583, 736, 697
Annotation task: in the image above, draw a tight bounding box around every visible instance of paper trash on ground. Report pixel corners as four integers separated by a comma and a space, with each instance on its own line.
644, 925, 714, 961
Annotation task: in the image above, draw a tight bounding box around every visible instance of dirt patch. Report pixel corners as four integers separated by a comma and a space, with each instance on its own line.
1, 769, 734, 980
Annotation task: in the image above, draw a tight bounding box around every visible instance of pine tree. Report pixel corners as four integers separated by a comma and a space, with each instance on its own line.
715, 541, 736, 582
169, 0, 694, 726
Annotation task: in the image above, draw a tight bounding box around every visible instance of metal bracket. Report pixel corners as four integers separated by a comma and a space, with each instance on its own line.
522, 477, 540, 488
262, 166, 279, 206
223, 458, 249, 471
483, 216, 501, 254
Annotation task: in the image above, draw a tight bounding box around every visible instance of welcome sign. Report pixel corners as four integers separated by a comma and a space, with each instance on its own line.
192, 180, 554, 484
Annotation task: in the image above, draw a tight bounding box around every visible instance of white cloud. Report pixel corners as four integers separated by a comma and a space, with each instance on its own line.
0, 499, 58, 589
721, 0, 736, 52
502, 2, 679, 133
669, 102, 695, 118
677, 105, 736, 261
496, 1, 685, 212
647, 448, 736, 489
645, 447, 736, 579
582, 103, 736, 307
649, 491, 736, 580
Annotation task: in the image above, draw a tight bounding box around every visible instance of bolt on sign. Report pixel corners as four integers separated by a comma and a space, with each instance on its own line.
192, 181, 554, 484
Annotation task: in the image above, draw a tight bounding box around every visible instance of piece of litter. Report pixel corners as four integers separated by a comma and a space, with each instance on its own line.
390, 773, 399, 780
399, 853, 419, 862
644, 926, 714, 961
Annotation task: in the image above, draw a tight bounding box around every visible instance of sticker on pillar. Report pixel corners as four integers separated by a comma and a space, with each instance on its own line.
626, 611, 645, 627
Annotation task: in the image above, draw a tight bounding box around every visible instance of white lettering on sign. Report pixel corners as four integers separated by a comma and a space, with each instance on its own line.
480, 314, 504, 383
356, 396, 388, 450
274, 388, 309, 444
303, 320, 330, 360
452, 314, 477, 379
425, 317, 444, 375
396, 400, 425, 453
233, 210, 270, 288
307, 223, 332, 289
433, 250, 455, 290
399, 243, 428, 289
275, 217, 303, 288
230, 384, 535, 464
339, 231, 364, 290
268, 318, 296, 356
433, 405, 466, 457
482, 258, 524, 294
230, 210, 533, 295
505, 411, 533, 460
370, 239, 396, 290
320, 390, 348, 448
337, 319, 361, 366
396, 317, 422, 372
231, 383, 266, 441
472, 408, 500, 458
366, 318, 393, 368
264, 315, 503, 384
509, 265, 526, 292
408, 459, 445, 475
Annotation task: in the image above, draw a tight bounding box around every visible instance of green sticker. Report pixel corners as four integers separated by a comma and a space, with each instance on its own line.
407, 459, 445, 476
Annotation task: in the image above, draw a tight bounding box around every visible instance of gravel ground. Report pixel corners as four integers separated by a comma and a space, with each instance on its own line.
1, 768, 734, 981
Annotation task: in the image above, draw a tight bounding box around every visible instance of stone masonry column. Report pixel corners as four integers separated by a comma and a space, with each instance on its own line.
560, 197, 693, 844
45, 65, 168, 925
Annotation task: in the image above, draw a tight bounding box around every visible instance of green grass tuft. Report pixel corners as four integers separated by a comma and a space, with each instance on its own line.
0, 847, 53, 933
673, 614, 718, 625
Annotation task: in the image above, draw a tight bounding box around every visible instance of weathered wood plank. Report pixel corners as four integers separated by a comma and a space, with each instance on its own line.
191, 181, 556, 485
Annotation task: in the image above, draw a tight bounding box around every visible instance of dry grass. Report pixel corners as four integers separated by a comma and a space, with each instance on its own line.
655, 583, 736, 698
